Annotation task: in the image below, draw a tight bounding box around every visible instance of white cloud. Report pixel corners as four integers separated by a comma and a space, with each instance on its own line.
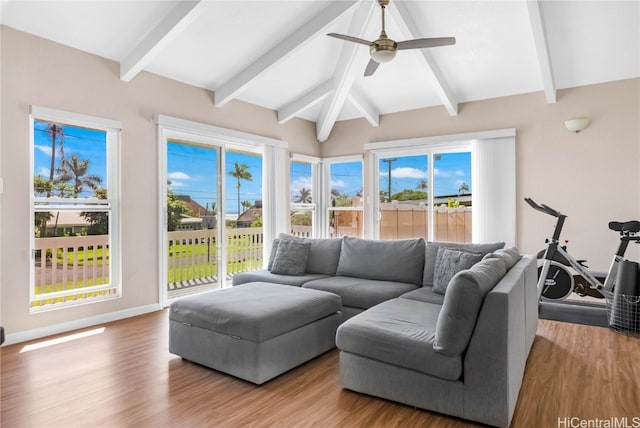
36, 167, 50, 177
290, 176, 312, 194
380, 167, 427, 179
331, 179, 346, 188
35, 145, 52, 157
168, 171, 190, 180
169, 180, 185, 188
434, 169, 466, 178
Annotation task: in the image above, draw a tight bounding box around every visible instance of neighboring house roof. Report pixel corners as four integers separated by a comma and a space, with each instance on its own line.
237, 207, 262, 224
177, 195, 212, 217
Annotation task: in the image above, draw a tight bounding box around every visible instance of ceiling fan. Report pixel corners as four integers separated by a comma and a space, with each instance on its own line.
327, 0, 455, 76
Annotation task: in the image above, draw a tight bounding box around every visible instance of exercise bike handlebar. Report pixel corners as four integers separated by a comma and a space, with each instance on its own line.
524, 197, 564, 218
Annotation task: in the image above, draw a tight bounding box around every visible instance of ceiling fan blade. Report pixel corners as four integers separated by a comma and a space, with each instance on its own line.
364, 59, 380, 77
397, 37, 456, 50
327, 33, 371, 46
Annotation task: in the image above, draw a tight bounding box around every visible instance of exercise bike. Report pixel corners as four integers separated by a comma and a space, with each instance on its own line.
525, 197, 640, 301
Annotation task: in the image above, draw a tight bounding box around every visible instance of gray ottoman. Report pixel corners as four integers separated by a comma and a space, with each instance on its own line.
169, 282, 342, 384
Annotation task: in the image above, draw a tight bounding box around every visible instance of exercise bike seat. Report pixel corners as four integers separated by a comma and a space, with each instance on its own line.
608, 220, 640, 233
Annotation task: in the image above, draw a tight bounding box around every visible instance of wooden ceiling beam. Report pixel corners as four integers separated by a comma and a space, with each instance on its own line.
278, 79, 333, 124
120, 1, 203, 82
526, 0, 557, 103
388, 1, 458, 116
214, 1, 358, 108
347, 86, 379, 127
316, 0, 377, 142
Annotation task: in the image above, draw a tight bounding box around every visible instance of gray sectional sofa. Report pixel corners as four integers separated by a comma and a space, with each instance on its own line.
232, 234, 538, 427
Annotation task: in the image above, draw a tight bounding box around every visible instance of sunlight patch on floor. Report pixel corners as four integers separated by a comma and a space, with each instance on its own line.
19, 327, 105, 353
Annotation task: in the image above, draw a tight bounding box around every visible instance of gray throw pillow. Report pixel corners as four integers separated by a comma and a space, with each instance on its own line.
270, 240, 311, 276
482, 246, 521, 270
433, 257, 507, 356
267, 238, 281, 271
277, 233, 342, 275
423, 241, 505, 287
432, 248, 483, 295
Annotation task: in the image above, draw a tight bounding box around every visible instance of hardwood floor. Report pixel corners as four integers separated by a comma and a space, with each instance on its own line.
1, 310, 638, 427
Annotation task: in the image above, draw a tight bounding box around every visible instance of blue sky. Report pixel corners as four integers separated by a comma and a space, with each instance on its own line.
290, 153, 472, 202
377, 153, 472, 197
34, 122, 471, 210
167, 142, 262, 215
33, 120, 107, 198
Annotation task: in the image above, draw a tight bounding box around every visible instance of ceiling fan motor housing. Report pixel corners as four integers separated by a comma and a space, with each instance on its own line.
370, 38, 397, 63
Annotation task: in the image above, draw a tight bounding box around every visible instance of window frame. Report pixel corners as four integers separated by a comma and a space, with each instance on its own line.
322, 155, 364, 238
369, 144, 472, 241
29, 105, 122, 312
365, 128, 516, 245
289, 153, 321, 238
154, 114, 288, 305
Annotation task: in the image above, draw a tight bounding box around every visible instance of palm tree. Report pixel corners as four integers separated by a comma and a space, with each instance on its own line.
294, 187, 312, 203
46, 123, 64, 197
458, 182, 470, 195
241, 200, 253, 211
228, 161, 252, 218
56, 154, 102, 197
416, 179, 428, 190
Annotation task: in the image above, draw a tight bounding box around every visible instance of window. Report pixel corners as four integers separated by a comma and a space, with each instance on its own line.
289, 154, 320, 238
30, 106, 121, 311
376, 150, 472, 242
324, 156, 363, 238
367, 129, 515, 246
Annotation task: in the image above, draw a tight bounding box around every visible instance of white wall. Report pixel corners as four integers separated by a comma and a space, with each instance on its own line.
321, 79, 640, 272
0, 27, 319, 340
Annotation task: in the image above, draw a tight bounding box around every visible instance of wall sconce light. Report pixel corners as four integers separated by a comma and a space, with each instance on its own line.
564, 118, 590, 133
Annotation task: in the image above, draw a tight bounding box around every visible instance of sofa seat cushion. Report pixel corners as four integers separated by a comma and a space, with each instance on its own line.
231, 269, 329, 287
400, 286, 445, 305
170, 282, 342, 343
336, 299, 462, 381
336, 237, 425, 285
303, 276, 419, 310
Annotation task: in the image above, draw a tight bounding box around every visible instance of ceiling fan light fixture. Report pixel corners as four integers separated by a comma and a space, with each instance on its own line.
370, 38, 397, 63
370, 47, 396, 63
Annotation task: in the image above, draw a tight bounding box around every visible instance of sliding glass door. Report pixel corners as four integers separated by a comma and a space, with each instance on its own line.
162, 140, 264, 303
166, 140, 220, 300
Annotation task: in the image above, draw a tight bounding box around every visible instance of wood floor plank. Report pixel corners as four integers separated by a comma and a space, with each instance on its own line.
2, 310, 638, 427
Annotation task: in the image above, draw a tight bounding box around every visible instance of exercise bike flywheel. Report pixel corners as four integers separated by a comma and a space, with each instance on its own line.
538, 261, 574, 300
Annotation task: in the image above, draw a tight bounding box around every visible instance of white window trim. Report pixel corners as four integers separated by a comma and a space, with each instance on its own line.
29, 105, 122, 312
155, 114, 288, 305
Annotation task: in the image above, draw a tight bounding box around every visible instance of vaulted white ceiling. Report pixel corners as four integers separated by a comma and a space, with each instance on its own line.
2, 0, 639, 142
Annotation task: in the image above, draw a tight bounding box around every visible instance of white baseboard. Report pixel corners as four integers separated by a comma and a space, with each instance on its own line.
3, 304, 163, 346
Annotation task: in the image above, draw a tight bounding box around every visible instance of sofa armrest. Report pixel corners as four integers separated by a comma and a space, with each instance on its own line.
462, 258, 530, 428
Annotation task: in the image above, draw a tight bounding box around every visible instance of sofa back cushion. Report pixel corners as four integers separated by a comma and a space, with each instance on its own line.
336, 237, 425, 285
482, 246, 521, 270
277, 233, 342, 275
423, 241, 505, 287
433, 257, 507, 356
